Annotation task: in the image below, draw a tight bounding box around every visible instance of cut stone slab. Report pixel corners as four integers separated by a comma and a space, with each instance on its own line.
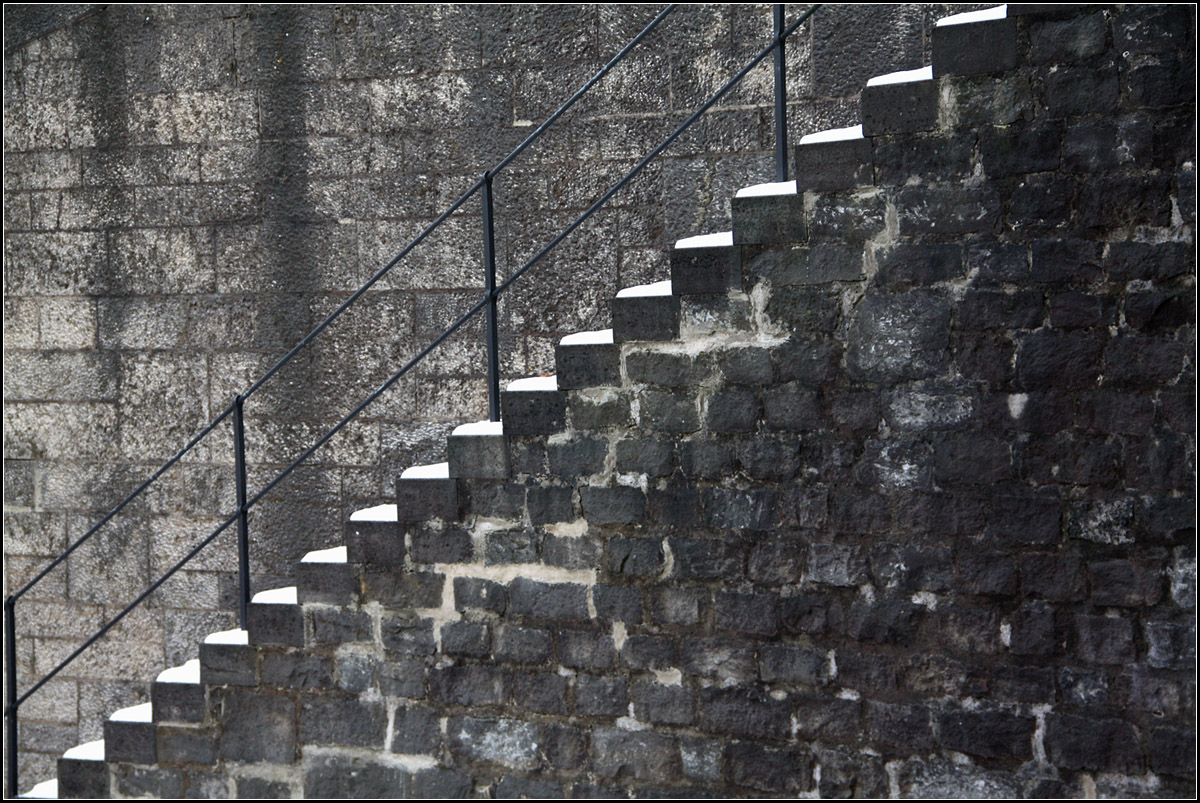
501, 375, 566, 435
795, 125, 874, 191
104, 703, 155, 765
153, 660, 205, 724
248, 587, 303, 647
933, 7, 1016, 77
670, 235, 741, 295
614, 282, 680, 343
200, 628, 256, 687
448, 420, 510, 480
557, 329, 620, 388
396, 463, 460, 523
299, 546, 355, 606
862, 67, 937, 136
57, 739, 107, 799
732, 183, 805, 245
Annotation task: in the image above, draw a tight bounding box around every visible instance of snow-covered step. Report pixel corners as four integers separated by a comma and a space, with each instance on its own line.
247, 587, 302, 647
350, 503, 398, 522
299, 545, 355, 606
862, 66, 936, 136
448, 419, 509, 480
670, 231, 740, 295
153, 659, 204, 724
56, 740, 106, 798
732, 181, 805, 246
614, 281, 681, 344
396, 461, 459, 523
104, 703, 155, 765
556, 329, 619, 389
199, 628, 255, 687
795, 124, 874, 191
501, 376, 566, 436
933, 3, 1015, 77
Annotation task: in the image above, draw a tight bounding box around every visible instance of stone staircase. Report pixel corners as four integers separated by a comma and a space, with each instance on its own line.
20, 4, 1196, 798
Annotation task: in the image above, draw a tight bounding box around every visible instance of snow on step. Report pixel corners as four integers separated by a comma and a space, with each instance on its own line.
506, 375, 558, 392
560, 329, 614, 346
156, 659, 200, 684
301, 545, 348, 563
674, 231, 733, 249
936, 4, 1006, 26
109, 702, 152, 723
203, 628, 248, 645
63, 740, 106, 761
799, 124, 864, 145
400, 462, 450, 480
21, 779, 58, 798
866, 65, 933, 87
251, 586, 297, 605
350, 503, 398, 521
735, 180, 797, 198
615, 280, 672, 299
452, 420, 504, 436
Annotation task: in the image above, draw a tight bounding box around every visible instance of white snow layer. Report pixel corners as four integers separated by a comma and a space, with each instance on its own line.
349, 503, 398, 521
301, 545, 347, 563
799, 124, 864, 144
735, 180, 797, 198
936, 5, 1006, 27
250, 586, 297, 605
674, 231, 733, 249
866, 65, 934, 86
156, 659, 200, 684
203, 628, 249, 645
109, 702, 152, 723
400, 462, 450, 480
560, 329, 614, 346
615, 280, 672, 298
506, 375, 558, 391
63, 740, 105, 761
452, 420, 504, 436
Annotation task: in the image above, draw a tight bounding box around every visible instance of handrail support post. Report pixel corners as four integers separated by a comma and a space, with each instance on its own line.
482, 172, 501, 423
6, 595, 18, 798
233, 395, 251, 631
773, 4, 788, 182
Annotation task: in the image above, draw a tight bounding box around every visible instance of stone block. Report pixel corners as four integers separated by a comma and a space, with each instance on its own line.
731, 192, 806, 245
612, 294, 680, 343
344, 518, 404, 566
199, 641, 257, 687
932, 18, 1017, 77
555, 341, 620, 389
500, 388, 566, 435
297, 560, 355, 606
394, 476, 460, 522
861, 76, 937, 136
247, 598, 303, 647
669, 244, 740, 295
794, 136, 873, 191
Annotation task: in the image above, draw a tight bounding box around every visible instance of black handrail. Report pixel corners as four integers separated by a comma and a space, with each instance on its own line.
3, 5, 821, 794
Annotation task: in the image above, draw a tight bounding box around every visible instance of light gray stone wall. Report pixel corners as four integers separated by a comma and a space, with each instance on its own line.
3, 3, 989, 786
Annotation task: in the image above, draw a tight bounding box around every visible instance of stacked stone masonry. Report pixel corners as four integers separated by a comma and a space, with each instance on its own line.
6, 3, 1197, 799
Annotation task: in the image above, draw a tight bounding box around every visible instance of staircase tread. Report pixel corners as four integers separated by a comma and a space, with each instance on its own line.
399, 462, 450, 479
155, 659, 200, 684
61, 739, 105, 761
203, 628, 248, 645
21, 778, 58, 798
250, 586, 297, 605
674, 231, 733, 249
866, 64, 933, 86
936, 4, 1007, 26
798, 123, 865, 144
506, 375, 559, 391
301, 545, 348, 563
349, 503, 399, 521
559, 328, 614, 346
109, 702, 152, 722
451, 420, 505, 437
735, 180, 798, 198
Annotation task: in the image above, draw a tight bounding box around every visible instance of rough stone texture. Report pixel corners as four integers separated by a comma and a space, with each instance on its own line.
4, 3, 1196, 800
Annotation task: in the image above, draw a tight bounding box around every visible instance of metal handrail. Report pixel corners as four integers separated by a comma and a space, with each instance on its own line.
3, 5, 820, 795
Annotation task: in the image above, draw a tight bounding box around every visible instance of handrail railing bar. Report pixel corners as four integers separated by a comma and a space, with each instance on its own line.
12, 511, 240, 710
244, 176, 488, 400
8, 401, 237, 604
245, 295, 492, 511
491, 5, 677, 177
497, 4, 820, 299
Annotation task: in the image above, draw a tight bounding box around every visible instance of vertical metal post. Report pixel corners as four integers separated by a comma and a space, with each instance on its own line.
5, 596, 18, 798
232, 395, 251, 631
482, 172, 501, 422
773, 4, 788, 182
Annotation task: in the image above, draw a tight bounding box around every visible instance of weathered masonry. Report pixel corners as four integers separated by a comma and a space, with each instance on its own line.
4, 3, 1196, 799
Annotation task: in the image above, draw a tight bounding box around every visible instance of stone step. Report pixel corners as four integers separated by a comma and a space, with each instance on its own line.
861, 65, 937, 136
345, 503, 404, 565
395, 462, 460, 523
298, 544, 355, 605
447, 420, 510, 480
669, 232, 740, 295
56, 740, 105, 799
247, 586, 303, 647
731, 181, 806, 245
794, 124, 874, 191
612, 281, 680, 343
104, 703, 155, 765
500, 375, 566, 435
933, 5, 1016, 77
199, 628, 256, 687
555, 329, 619, 389
152, 659, 203, 723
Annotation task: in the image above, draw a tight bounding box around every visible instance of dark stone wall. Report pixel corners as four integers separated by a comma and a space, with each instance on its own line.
4, 3, 1000, 786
